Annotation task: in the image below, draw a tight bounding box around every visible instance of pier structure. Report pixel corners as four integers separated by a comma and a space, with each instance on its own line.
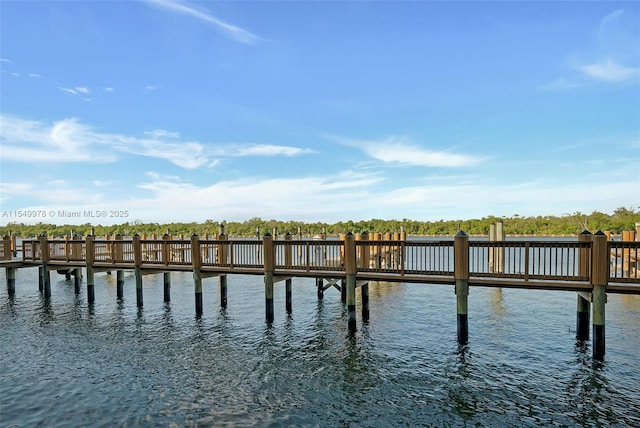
2, 228, 640, 360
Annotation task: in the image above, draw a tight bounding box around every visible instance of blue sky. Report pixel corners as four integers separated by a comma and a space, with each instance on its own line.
1, 1, 638, 226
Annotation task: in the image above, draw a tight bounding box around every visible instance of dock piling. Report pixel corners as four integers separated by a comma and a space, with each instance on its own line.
164, 272, 171, 302
362, 282, 369, 321
191, 234, 203, 315
117, 271, 124, 300
591, 231, 608, 360
86, 235, 96, 304
220, 275, 227, 307
133, 235, 143, 307
454, 231, 470, 344
345, 232, 357, 332
6, 267, 16, 295
264, 233, 275, 323
576, 231, 592, 340
40, 235, 51, 299
74, 267, 81, 294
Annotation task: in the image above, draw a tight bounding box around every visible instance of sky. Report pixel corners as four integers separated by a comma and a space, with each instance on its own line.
0, 0, 639, 226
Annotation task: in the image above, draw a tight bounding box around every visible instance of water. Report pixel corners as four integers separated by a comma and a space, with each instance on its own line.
1, 267, 639, 427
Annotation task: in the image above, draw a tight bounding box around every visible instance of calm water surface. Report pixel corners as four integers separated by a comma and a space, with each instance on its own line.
1, 267, 639, 427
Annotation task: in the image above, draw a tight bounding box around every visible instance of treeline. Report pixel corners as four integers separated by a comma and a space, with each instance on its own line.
1, 207, 638, 238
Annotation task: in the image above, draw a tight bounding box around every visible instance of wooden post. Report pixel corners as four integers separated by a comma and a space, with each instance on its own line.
218, 231, 228, 266
489, 223, 496, 273
264, 233, 275, 323
115, 234, 124, 300
191, 234, 203, 315
316, 277, 324, 299
133, 234, 143, 308
360, 232, 370, 321
591, 231, 608, 360
577, 230, 592, 341
6, 267, 16, 295
362, 281, 370, 322
159, 272, 169, 303
345, 232, 357, 332
496, 220, 505, 274
360, 232, 370, 269
40, 234, 51, 299
38, 266, 43, 293
220, 275, 227, 308
86, 234, 95, 304
454, 231, 470, 344
297, 226, 303, 265
11, 233, 17, 257
74, 267, 81, 295
313, 234, 324, 299
285, 233, 292, 314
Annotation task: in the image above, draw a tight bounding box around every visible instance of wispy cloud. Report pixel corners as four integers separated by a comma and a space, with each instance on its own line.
0, 114, 314, 169
234, 144, 314, 157
145, 85, 157, 91
597, 9, 624, 41
334, 135, 483, 168
144, 129, 180, 139
0, 115, 115, 162
28, 73, 42, 78
543, 8, 640, 90
144, 0, 264, 45
58, 86, 92, 98
0, 58, 13, 63
579, 58, 640, 82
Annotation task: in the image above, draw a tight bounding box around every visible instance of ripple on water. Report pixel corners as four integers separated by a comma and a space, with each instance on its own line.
1, 272, 639, 426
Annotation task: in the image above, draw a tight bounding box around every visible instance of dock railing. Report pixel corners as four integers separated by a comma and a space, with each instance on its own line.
13, 233, 640, 285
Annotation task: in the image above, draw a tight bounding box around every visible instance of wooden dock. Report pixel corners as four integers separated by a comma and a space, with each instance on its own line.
1, 229, 639, 360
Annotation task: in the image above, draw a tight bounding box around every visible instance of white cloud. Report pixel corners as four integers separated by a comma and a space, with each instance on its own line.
0, 115, 114, 162
144, 129, 180, 139
104, 87, 114, 92
334, 135, 482, 167
6, 171, 634, 226
597, 9, 624, 42
579, 59, 640, 82
0, 114, 313, 168
145, 0, 264, 45
58, 86, 91, 96
234, 144, 313, 157
0, 58, 13, 63
28, 73, 42, 78
145, 85, 157, 91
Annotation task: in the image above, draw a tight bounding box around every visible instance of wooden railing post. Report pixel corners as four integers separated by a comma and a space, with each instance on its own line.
217, 232, 228, 266
1, 235, 11, 261
85, 234, 95, 304
591, 231, 608, 360
454, 230, 470, 344
345, 232, 357, 332
133, 234, 143, 307
263, 233, 275, 323
576, 230, 592, 341
10, 233, 17, 257
191, 234, 203, 315
360, 232, 370, 270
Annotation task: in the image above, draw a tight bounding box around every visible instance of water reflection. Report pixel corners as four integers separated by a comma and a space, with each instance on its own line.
568, 344, 619, 425
491, 288, 506, 316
